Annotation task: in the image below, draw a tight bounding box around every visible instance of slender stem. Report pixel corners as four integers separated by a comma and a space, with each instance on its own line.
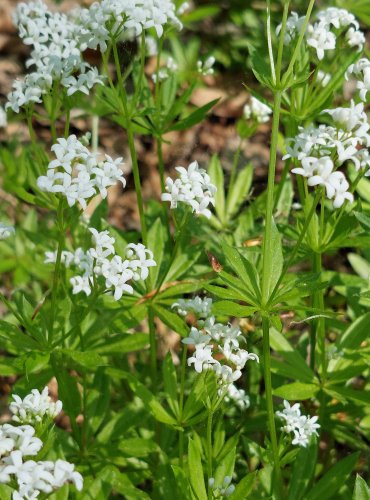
206, 410, 214, 499
178, 343, 188, 467
64, 108, 70, 138
276, 1, 290, 84
261, 91, 282, 306
262, 317, 283, 498
157, 136, 166, 193
27, 112, 37, 145
268, 190, 321, 306
112, 41, 148, 245
283, 0, 316, 85
148, 306, 158, 389
266, 0, 276, 85
49, 199, 64, 344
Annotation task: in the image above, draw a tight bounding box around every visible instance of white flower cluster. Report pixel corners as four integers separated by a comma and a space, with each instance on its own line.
243, 97, 272, 124
0, 388, 82, 499
0, 106, 7, 128
224, 384, 250, 411
7, 1, 103, 113
346, 58, 370, 102
37, 135, 126, 209
277, 7, 364, 61
162, 161, 216, 218
0, 223, 15, 240
276, 400, 320, 447
10, 387, 63, 424
45, 228, 156, 300
197, 56, 216, 76
172, 296, 213, 319
78, 0, 182, 52
152, 57, 178, 83
286, 100, 370, 207
179, 307, 259, 389
208, 476, 235, 498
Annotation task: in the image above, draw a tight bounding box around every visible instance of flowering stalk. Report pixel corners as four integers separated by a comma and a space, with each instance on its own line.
111, 41, 148, 246
49, 198, 65, 344
206, 410, 214, 500
178, 343, 188, 467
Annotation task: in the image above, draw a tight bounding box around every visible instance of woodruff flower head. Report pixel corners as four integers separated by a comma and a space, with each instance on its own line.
10, 387, 62, 424
45, 228, 156, 300
37, 135, 126, 209
277, 7, 364, 60
176, 300, 259, 389
172, 296, 213, 319
78, 0, 182, 52
0, 223, 15, 240
243, 97, 272, 123
161, 161, 216, 218
7, 1, 103, 113
276, 400, 320, 447
346, 58, 370, 102
286, 100, 370, 208
0, 106, 7, 128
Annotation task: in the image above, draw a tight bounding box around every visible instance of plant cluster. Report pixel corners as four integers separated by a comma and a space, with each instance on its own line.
0, 0, 369, 499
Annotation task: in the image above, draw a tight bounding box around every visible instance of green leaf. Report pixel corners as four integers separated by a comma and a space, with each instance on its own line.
339, 313, 370, 350
269, 328, 316, 383
226, 164, 253, 218
353, 475, 370, 500
147, 217, 167, 285
212, 301, 256, 317
60, 349, 105, 370
221, 241, 261, 302
152, 304, 189, 336
229, 472, 257, 499
163, 352, 179, 417
208, 155, 226, 223
188, 437, 207, 500
106, 369, 177, 426
203, 284, 246, 302
288, 438, 318, 500
273, 382, 319, 400
168, 99, 220, 132
94, 333, 149, 354
264, 218, 283, 298
214, 447, 236, 486
306, 453, 360, 500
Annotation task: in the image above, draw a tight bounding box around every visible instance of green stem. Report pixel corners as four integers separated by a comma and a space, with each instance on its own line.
276, 1, 290, 84
282, 0, 316, 86
157, 136, 166, 194
178, 343, 188, 467
148, 307, 158, 390
259, 85, 283, 496
262, 317, 283, 498
261, 91, 282, 306
49, 199, 64, 344
206, 410, 214, 499
64, 107, 70, 138
112, 41, 148, 245
268, 189, 321, 306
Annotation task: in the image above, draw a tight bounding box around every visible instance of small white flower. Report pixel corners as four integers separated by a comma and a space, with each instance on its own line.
306, 22, 336, 60
0, 223, 15, 240
316, 70, 330, 87
276, 400, 320, 447
197, 56, 215, 76
346, 27, 365, 51
187, 344, 218, 373
182, 327, 211, 346
0, 106, 7, 128
70, 275, 92, 296
162, 161, 216, 218
244, 97, 272, 124
10, 387, 62, 424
